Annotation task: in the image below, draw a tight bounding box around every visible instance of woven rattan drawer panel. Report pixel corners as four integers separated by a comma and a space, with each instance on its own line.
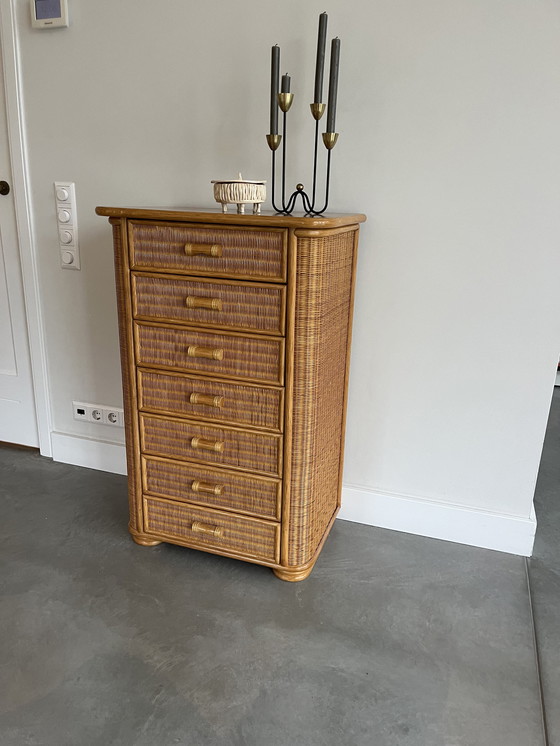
142, 455, 281, 519
138, 369, 283, 432
144, 496, 279, 563
140, 413, 282, 476
135, 322, 284, 385
131, 273, 286, 336
129, 221, 287, 282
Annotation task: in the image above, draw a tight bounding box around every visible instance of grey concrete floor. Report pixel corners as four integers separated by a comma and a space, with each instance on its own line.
0, 391, 558, 745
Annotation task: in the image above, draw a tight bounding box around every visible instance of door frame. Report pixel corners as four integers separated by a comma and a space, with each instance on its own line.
0, 0, 52, 456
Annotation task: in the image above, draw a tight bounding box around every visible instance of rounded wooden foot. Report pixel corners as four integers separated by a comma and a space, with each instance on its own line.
129, 528, 162, 547
273, 564, 315, 582
133, 537, 162, 547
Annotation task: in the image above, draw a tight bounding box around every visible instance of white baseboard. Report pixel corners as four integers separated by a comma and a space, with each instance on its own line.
339, 484, 537, 557
47, 434, 536, 557
51, 432, 127, 475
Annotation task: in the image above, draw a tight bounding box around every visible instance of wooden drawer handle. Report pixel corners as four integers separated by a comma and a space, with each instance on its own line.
186, 296, 223, 311
191, 480, 224, 496
185, 243, 222, 258
187, 345, 224, 361
189, 392, 224, 408
191, 521, 223, 538
191, 436, 224, 453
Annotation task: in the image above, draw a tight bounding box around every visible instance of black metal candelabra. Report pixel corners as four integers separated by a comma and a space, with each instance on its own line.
266, 94, 339, 217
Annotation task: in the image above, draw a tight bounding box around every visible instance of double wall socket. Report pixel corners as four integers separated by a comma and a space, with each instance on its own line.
73, 401, 124, 427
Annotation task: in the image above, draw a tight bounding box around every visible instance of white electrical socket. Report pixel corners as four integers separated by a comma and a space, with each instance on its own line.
73, 401, 124, 427
102, 408, 123, 426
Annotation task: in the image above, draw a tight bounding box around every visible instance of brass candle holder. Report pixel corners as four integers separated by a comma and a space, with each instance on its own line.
266, 96, 339, 216
310, 102, 326, 120
266, 134, 281, 152
278, 92, 294, 113
322, 132, 339, 150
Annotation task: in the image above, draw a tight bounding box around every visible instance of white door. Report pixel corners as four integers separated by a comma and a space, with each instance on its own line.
0, 54, 38, 447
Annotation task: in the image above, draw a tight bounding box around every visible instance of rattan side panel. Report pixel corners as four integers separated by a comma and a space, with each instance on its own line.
140, 413, 282, 476
144, 496, 279, 562
138, 369, 283, 431
135, 322, 284, 385
286, 229, 357, 567
142, 456, 280, 519
129, 221, 287, 281
131, 273, 285, 335
111, 219, 141, 533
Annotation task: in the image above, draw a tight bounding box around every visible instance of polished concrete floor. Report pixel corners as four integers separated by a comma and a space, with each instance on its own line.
0, 390, 558, 745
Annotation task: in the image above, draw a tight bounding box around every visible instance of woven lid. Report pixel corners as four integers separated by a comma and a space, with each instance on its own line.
211, 179, 266, 185
212, 173, 266, 185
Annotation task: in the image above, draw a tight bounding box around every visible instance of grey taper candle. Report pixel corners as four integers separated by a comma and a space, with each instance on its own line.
326, 37, 340, 132
314, 12, 328, 104
281, 73, 291, 93
270, 45, 280, 134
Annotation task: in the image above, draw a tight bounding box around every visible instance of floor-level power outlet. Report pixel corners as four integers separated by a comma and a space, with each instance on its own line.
73, 401, 124, 427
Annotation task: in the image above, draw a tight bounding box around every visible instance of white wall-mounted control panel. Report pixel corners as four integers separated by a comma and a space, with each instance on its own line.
54, 182, 80, 270
31, 0, 69, 29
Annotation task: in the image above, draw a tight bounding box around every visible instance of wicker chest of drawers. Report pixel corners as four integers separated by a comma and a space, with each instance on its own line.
96, 207, 365, 581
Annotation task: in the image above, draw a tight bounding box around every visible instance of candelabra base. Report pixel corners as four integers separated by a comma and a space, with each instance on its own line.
275, 184, 326, 216
268, 107, 335, 216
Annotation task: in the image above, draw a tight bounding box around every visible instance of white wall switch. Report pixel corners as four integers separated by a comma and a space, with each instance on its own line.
54, 181, 80, 270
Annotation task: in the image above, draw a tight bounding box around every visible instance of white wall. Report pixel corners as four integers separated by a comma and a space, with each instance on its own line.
13, 0, 560, 553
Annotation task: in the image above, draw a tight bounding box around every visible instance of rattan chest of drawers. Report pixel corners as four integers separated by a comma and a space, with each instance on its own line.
96, 207, 366, 581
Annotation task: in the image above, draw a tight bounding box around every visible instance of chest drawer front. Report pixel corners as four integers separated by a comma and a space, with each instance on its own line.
129, 221, 287, 282
135, 323, 284, 385
144, 496, 279, 563
131, 273, 285, 335
138, 370, 283, 432
142, 456, 281, 519
140, 413, 282, 476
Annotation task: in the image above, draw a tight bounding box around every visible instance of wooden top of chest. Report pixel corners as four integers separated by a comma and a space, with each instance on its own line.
95, 206, 366, 230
